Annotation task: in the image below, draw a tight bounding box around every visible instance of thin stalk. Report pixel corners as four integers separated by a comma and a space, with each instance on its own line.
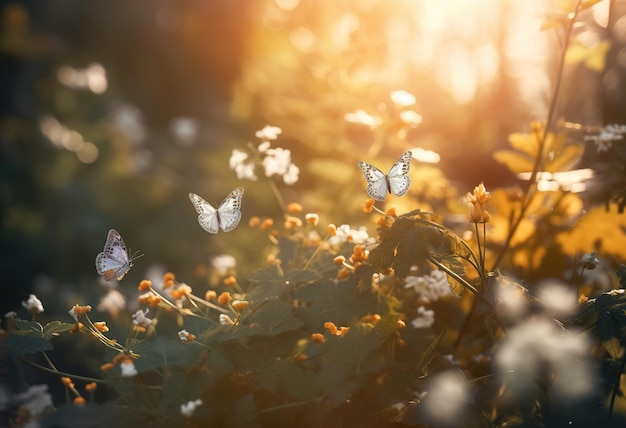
491, 0, 582, 271
609, 345, 626, 420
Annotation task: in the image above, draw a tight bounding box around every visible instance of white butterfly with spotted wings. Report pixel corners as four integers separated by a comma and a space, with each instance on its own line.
189, 187, 244, 233
358, 151, 412, 201
95, 229, 139, 281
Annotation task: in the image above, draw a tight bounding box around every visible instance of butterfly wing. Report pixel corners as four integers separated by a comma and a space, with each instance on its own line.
217, 187, 244, 232
387, 151, 412, 197
189, 193, 220, 234
358, 161, 388, 201
95, 229, 131, 281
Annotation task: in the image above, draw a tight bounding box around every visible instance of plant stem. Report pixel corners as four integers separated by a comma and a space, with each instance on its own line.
609, 346, 626, 420
491, 0, 581, 271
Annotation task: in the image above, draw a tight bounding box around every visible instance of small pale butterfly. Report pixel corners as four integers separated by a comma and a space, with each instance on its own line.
189, 187, 244, 234
358, 151, 412, 201
95, 229, 140, 281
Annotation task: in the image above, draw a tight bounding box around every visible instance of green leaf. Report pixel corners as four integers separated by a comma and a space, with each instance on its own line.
252, 299, 303, 336
287, 270, 320, 284
247, 265, 288, 302
14, 320, 44, 335
375, 312, 401, 338
42, 321, 74, 340
417, 329, 445, 377
2, 332, 53, 355
437, 255, 467, 296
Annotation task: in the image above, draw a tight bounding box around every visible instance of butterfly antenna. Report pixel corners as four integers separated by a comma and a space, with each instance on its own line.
130, 249, 144, 262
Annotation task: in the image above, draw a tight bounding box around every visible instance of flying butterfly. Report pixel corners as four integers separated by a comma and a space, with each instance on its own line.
189, 187, 244, 234
95, 229, 140, 281
358, 151, 412, 201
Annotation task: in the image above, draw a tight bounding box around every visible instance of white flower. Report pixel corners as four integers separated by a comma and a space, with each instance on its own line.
344, 110, 383, 127
219, 314, 235, 325
178, 329, 192, 342
495, 317, 595, 401
411, 306, 435, 329
5, 311, 16, 319
14, 384, 53, 416
263, 147, 292, 176
422, 371, 469, 425
97, 289, 126, 317
132, 308, 152, 326
579, 252, 600, 269
211, 254, 237, 276
170, 116, 198, 146
120, 359, 138, 377
229, 149, 258, 181
181, 399, 203, 417
390, 90, 416, 106
258, 141, 271, 152
283, 163, 300, 185
22, 294, 44, 314
328, 224, 376, 246
585, 124, 626, 153
399, 110, 422, 126
404, 270, 452, 301
255, 125, 282, 141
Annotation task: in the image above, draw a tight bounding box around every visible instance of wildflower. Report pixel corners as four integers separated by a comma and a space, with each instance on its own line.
169, 284, 192, 300
305, 213, 319, 226
579, 252, 600, 270
219, 314, 235, 326
361, 313, 381, 325
22, 294, 44, 314
231, 300, 249, 312
5, 311, 16, 319
287, 202, 303, 214
61, 377, 73, 387
73, 397, 86, 406
390, 90, 416, 106
97, 289, 126, 317
400, 110, 423, 126
230, 149, 258, 181
261, 218, 274, 231
333, 255, 346, 265
385, 206, 397, 217
344, 109, 383, 128
258, 141, 271, 152
255, 125, 282, 141
495, 317, 595, 401
131, 309, 152, 327
212, 254, 236, 276
138, 279, 152, 291
100, 362, 115, 371
205, 290, 217, 301
178, 329, 196, 343
284, 216, 303, 229
69, 304, 92, 322
93, 321, 109, 333
14, 384, 53, 416
467, 182, 491, 223
536, 280, 578, 318
411, 306, 435, 329
223, 276, 237, 286
181, 399, 203, 417
249, 216, 261, 227
328, 224, 375, 246
363, 199, 375, 213
283, 163, 300, 185
324, 321, 338, 335
422, 371, 470, 426
120, 359, 138, 377
397, 320, 406, 329
217, 292, 233, 305
585, 123, 626, 153
337, 267, 353, 279
404, 270, 452, 301
85, 383, 97, 392
328, 223, 337, 236
311, 333, 325, 344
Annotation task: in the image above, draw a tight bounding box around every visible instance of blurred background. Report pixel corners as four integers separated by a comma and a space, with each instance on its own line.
1, 0, 624, 318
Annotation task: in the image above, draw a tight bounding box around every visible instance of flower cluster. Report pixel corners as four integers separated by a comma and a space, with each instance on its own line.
466, 182, 491, 223
229, 125, 300, 185
404, 270, 453, 302
584, 123, 626, 152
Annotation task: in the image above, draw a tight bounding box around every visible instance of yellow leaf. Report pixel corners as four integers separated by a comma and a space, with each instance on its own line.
556, 205, 626, 257
508, 132, 540, 157
545, 144, 584, 172
493, 150, 535, 174
566, 40, 610, 72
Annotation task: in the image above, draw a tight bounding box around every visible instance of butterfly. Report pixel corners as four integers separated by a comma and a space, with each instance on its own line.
358, 151, 412, 201
95, 229, 140, 281
189, 187, 244, 233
